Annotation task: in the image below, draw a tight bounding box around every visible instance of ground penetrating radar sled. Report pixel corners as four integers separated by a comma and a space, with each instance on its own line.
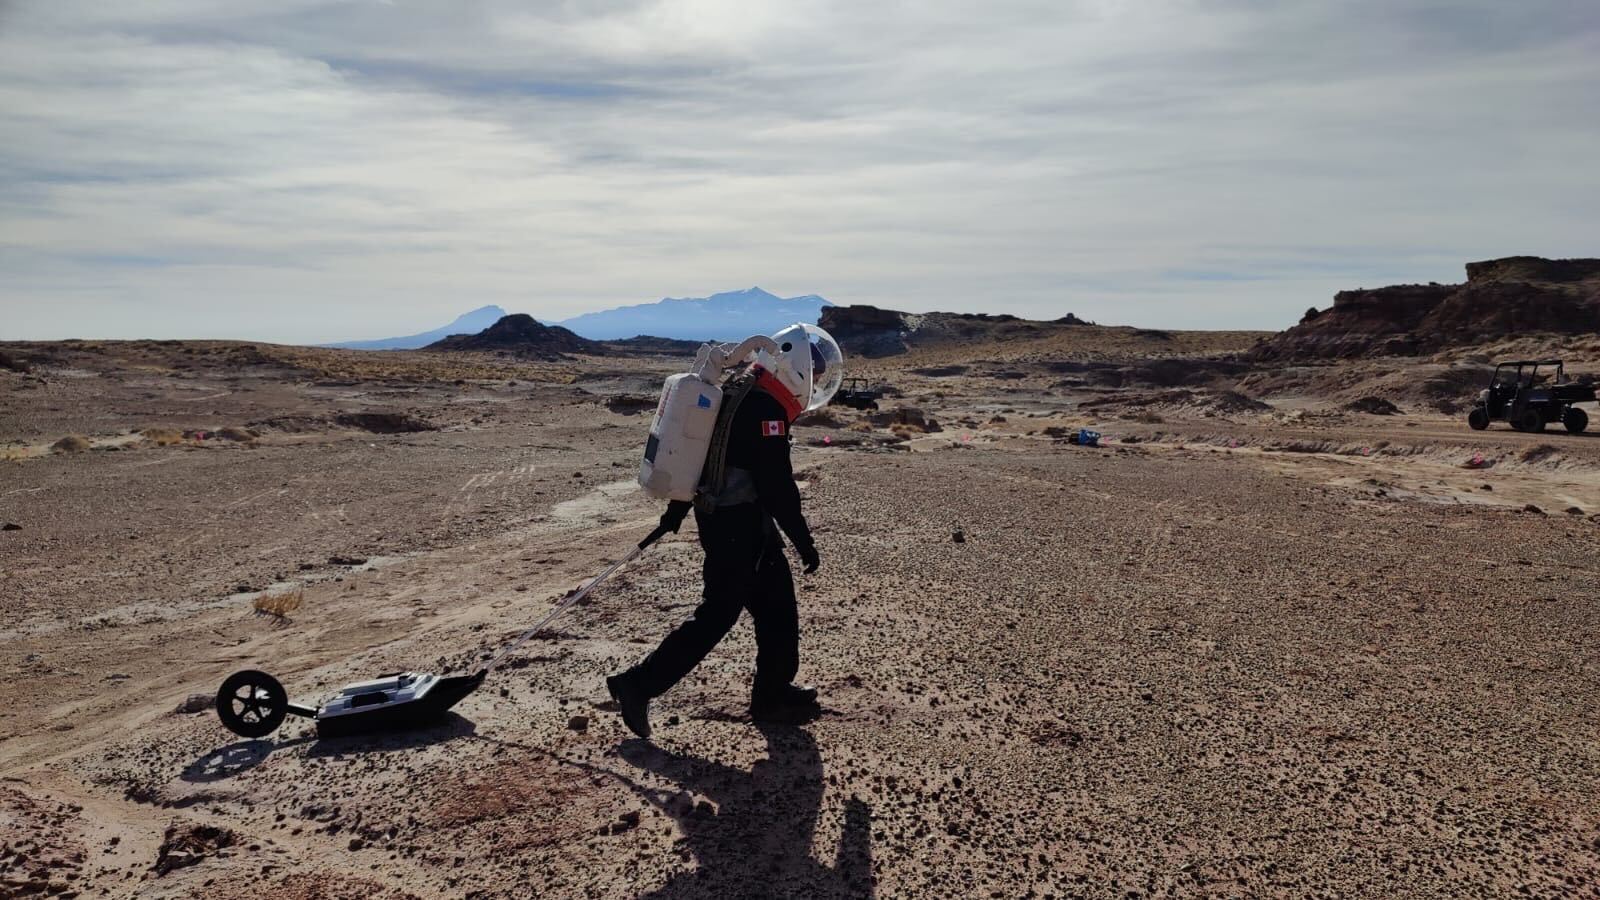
216, 668, 486, 739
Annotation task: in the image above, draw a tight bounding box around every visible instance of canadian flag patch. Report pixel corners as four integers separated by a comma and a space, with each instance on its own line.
761, 420, 786, 437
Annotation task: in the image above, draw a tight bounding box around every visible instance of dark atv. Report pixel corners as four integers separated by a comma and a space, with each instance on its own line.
1468, 360, 1593, 434
832, 377, 883, 411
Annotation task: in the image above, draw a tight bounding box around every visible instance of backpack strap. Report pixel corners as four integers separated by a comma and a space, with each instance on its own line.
695, 370, 758, 515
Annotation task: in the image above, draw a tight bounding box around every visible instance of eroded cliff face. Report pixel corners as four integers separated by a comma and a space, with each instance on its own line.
1252, 257, 1600, 361
820, 306, 1090, 358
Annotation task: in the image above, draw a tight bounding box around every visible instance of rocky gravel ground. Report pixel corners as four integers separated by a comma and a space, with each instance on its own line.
3, 346, 1600, 898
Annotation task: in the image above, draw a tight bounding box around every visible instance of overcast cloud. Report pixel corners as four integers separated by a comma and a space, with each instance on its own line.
2, 0, 1596, 343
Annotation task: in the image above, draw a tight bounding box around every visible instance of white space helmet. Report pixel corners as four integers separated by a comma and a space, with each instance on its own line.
755, 323, 845, 413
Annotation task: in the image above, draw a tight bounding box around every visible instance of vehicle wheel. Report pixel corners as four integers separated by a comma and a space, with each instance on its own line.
1467, 407, 1489, 431
1565, 407, 1589, 435
216, 670, 288, 738
1518, 410, 1545, 433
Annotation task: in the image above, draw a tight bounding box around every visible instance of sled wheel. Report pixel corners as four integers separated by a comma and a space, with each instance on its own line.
216, 670, 288, 738
1519, 410, 1545, 434
1564, 407, 1588, 435
1467, 407, 1489, 431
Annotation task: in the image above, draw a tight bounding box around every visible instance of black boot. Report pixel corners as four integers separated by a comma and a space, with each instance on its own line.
606, 673, 652, 739
751, 683, 819, 719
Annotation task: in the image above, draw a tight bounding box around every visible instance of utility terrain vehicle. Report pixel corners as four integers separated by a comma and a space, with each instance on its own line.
1468, 360, 1593, 434
832, 377, 883, 411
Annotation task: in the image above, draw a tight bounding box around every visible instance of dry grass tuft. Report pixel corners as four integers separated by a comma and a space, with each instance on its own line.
51, 434, 91, 453
253, 588, 304, 620
141, 427, 186, 446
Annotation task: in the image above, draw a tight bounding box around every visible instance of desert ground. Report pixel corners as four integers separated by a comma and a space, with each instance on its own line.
3, 334, 1600, 899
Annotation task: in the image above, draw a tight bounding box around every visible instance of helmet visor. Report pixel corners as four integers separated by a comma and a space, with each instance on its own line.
802, 324, 844, 411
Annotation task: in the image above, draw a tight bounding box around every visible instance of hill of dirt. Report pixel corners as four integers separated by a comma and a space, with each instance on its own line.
426, 314, 602, 358
1252, 256, 1600, 361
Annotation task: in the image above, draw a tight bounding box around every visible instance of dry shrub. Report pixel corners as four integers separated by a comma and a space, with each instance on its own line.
141, 427, 185, 446
51, 434, 90, 453
846, 420, 875, 433
1519, 444, 1561, 464
0, 349, 30, 373
217, 426, 259, 442
253, 588, 304, 620
796, 409, 847, 428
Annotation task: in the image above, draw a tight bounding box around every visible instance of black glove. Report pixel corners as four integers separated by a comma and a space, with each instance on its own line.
796, 542, 820, 575
660, 500, 692, 533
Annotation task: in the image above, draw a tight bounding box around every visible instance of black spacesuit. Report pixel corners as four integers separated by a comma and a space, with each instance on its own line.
608, 370, 821, 738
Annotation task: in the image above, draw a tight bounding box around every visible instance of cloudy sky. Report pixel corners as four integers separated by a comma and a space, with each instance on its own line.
2, 1, 1596, 343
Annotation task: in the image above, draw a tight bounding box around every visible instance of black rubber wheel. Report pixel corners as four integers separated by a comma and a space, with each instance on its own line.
1566, 407, 1589, 435
1467, 407, 1489, 431
1519, 409, 1545, 434
216, 670, 288, 738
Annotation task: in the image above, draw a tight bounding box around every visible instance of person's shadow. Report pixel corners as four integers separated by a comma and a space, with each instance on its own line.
618, 722, 874, 899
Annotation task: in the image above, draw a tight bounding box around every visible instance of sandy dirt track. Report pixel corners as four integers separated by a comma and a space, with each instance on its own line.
3, 343, 1600, 898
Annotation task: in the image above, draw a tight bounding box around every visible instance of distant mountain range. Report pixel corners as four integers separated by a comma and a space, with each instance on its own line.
555, 287, 833, 341
326, 305, 508, 350
327, 288, 832, 350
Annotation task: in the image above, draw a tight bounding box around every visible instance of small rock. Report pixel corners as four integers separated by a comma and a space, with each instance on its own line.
567, 715, 590, 732
1565, 506, 1584, 516
328, 554, 367, 566
666, 715, 680, 726
1523, 504, 1545, 515
604, 810, 641, 835
347, 838, 364, 851
174, 693, 211, 714
1, 522, 20, 531
951, 528, 966, 544
573, 471, 584, 478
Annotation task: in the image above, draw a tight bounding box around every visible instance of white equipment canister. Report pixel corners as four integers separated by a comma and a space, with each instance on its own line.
638, 373, 723, 501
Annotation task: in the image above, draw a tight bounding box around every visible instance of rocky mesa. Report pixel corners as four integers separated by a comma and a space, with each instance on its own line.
819, 306, 1092, 358
1252, 256, 1600, 361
